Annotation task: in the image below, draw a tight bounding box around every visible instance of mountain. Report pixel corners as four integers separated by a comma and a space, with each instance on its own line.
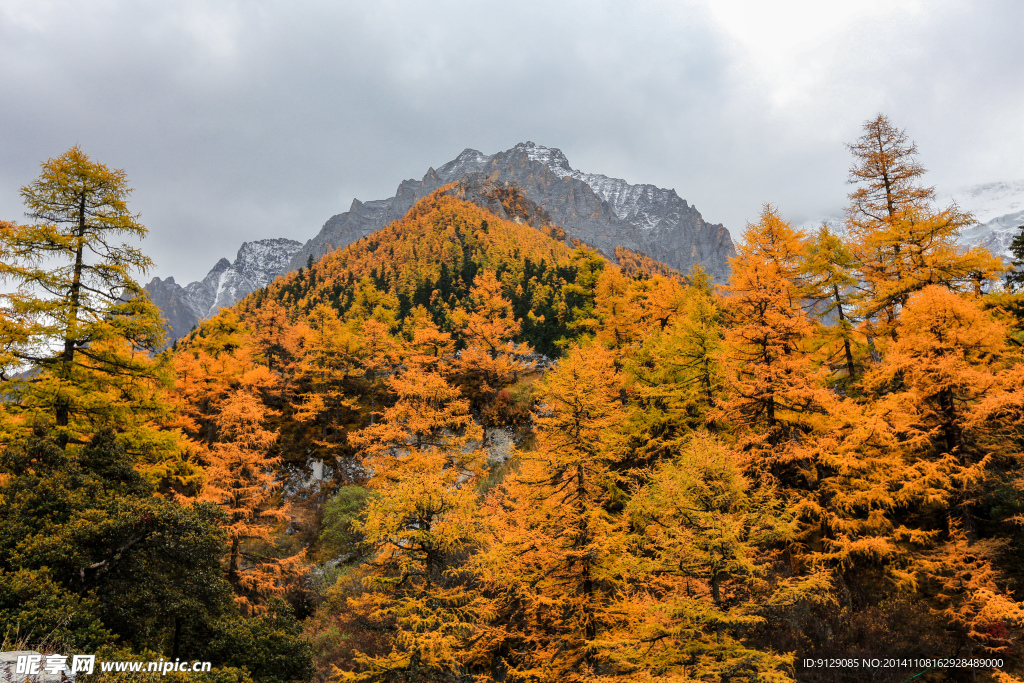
243, 183, 604, 357
149, 143, 733, 342
287, 142, 734, 282
942, 180, 1024, 262
145, 238, 302, 341
797, 180, 1024, 263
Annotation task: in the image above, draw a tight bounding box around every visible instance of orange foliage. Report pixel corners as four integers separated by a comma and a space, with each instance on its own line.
172, 311, 305, 612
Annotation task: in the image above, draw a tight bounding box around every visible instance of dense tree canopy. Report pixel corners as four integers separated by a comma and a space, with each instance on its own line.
6, 121, 1024, 683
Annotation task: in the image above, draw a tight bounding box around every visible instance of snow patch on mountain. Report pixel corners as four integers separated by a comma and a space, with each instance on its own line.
943, 180, 1024, 261
518, 142, 686, 231
942, 180, 1024, 224
793, 181, 1024, 262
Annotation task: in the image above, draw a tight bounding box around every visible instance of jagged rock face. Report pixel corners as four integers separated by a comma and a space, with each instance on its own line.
289, 142, 735, 282
144, 276, 205, 345
145, 238, 302, 342
443, 173, 552, 229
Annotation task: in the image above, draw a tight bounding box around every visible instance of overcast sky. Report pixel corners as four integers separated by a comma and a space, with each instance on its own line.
1, 0, 1021, 284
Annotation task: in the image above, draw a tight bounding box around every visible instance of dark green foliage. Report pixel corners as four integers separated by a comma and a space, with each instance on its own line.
0, 567, 113, 651
0, 431, 231, 653
0, 431, 315, 683
201, 599, 315, 683
1006, 224, 1024, 291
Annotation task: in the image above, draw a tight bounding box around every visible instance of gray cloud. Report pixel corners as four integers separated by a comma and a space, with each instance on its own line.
1, 0, 1021, 283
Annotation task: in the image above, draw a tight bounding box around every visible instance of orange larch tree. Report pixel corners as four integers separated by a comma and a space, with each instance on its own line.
469, 343, 627, 682
450, 270, 532, 442
718, 205, 830, 459
172, 312, 305, 613
863, 286, 1024, 656
200, 378, 302, 613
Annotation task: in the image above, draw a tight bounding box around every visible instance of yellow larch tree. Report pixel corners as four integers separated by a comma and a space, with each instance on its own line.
845, 114, 1002, 343
802, 225, 862, 380
403, 305, 455, 373
292, 303, 359, 460
0, 147, 173, 455
596, 432, 796, 682
352, 318, 402, 426
623, 266, 725, 463
340, 329, 484, 682
590, 267, 687, 363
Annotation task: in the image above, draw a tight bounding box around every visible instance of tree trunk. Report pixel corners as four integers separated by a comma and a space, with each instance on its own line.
228, 536, 241, 590
833, 285, 856, 378
55, 193, 87, 440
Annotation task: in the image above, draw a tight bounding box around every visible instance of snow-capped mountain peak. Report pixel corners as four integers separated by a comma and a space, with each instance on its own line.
145, 237, 303, 342
516, 142, 576, 179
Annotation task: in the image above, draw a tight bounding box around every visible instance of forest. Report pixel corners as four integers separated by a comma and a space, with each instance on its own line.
2, 115, 1024, 683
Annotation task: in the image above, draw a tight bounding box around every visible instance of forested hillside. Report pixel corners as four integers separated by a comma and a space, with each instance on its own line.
3, 116, 1024, 683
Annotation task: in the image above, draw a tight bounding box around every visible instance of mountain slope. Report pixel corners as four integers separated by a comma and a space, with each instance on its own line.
943, 180, 1024, 262
239, 183, 614, 357
150, 143, 730, 342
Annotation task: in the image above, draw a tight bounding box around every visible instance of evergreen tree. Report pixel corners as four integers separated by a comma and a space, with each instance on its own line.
1005, 225, 1024, 292
0, 431, 230, 655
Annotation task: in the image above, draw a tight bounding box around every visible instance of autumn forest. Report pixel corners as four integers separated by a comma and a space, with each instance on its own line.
3, 115, 1024, 683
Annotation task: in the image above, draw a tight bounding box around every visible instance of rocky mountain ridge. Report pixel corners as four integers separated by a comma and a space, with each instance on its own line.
145, 238, 302, 341
287, 142, 735, 281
